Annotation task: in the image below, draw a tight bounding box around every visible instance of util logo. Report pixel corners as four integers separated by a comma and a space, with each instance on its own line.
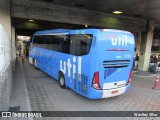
111, 35, 128, 46
60, 57, 82, 80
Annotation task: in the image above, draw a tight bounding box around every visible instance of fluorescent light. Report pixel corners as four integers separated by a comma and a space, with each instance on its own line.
85, 24, 88, 28
17, 35, 31, 41
113, 11, 122, 14
29, 19, 34, 22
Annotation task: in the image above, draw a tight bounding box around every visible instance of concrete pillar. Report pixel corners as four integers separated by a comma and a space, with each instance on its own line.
0, 0, 12, 111
138, 20, 155, 71
134, 32, 141, 70
136, 32, 142, 56
0, 0, 11, 38
11, 25, 16, 71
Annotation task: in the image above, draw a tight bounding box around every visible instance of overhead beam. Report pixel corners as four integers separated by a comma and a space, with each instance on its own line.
11, 0, 147, 31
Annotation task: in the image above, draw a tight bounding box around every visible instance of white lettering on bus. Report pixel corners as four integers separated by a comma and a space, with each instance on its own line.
73, 57, 76, 79
67, 59, 72, 77
111, 35, 128, 46
60, 57, 82, 79
60, 60, 66, 74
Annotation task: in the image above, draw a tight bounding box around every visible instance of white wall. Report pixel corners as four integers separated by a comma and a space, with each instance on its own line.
0, 0, 13, 111
0, 24, 11, 76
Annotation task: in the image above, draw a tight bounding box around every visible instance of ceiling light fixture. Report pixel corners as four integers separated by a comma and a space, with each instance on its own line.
29, 19, 34, 22
113, 11, 122, 14
85, 24, 88, 28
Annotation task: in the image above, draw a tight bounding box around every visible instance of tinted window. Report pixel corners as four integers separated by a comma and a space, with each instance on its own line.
33, 34, 69, 51
32, 34, 92, 55
70, 34, 93, 56
33, 36, 45, 48
52, 35, 67, 52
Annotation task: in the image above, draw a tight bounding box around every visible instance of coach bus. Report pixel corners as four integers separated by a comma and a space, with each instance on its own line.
29, 29, 135, 99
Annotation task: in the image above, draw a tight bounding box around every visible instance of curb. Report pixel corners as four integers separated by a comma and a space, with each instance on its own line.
21, 58, 33, 120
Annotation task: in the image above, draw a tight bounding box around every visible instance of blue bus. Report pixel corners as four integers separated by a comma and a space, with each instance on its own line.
29, 29, 135, 99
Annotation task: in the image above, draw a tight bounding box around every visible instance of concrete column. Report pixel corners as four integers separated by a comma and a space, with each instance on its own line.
11, 25, 16, 71
0, 0, 11, 38
136, 32, 142, 56
138, 20, 155, 71
0, 0, 12, 111
134, 32, 142, 70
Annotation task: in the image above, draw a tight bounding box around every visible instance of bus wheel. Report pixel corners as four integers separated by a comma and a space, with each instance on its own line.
33, 59, 38, 69
59, 73, 66, 89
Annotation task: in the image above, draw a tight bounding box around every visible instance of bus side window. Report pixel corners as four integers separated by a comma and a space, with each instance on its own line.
61, 36, 70, 54
45, 36, 53, 50
41, 36, 46, 49
70, 34, 92, 56
33, 36, 41, 48
51, 36, 58, 51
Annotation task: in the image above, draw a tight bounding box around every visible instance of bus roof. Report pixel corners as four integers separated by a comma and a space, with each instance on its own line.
34, 28, 132, 35
34, 29, 70, 35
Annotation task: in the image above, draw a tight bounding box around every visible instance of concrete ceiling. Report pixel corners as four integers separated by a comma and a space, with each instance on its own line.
13, 18, 95, 36
41, 0, 159, 21
14, 0, 160, 35
41, 0, 160, 30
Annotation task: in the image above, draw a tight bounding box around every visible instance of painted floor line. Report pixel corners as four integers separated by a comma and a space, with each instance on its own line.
132, 70, 159, 77
133, 74, 158, 77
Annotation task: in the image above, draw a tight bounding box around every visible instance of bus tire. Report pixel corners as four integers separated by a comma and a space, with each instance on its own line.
33, 59, 38, 69
59, 73, 66, 89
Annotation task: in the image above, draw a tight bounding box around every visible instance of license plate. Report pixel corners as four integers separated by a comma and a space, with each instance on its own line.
112, 90, 118, 94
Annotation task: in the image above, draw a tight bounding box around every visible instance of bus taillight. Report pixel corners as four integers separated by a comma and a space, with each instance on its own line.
100, 29, 104, 32
92, 72, 102, 90
126, 70, 132, 85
